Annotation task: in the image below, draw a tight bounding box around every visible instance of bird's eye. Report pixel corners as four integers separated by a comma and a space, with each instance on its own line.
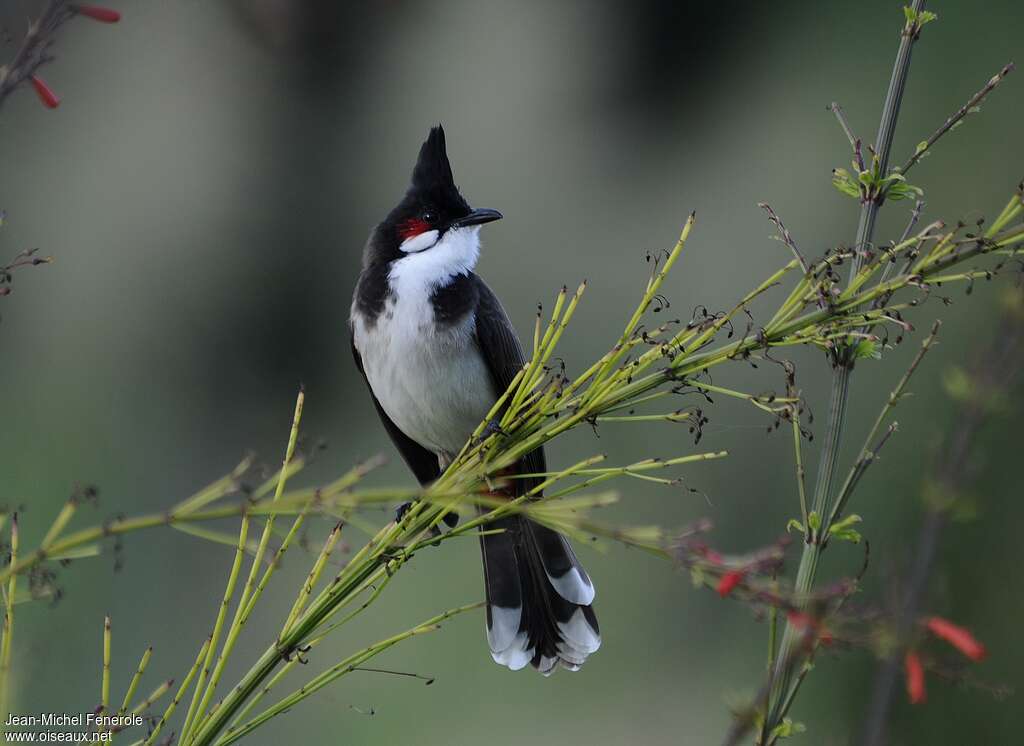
421, 209, 438, 224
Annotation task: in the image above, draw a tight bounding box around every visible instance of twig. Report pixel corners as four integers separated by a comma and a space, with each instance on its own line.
790, 408, 810, 541
143, 637, 211, 746
899, 63, 1015, 175
828, 101, 859, 152
0, 515, 18, 729
766, 0, 931, 731
181, 390, 305, 744
899, 199, 925, 244
724, 637, 813, 746
118, 647, 153, 718
214, 603, 483, 746
101, 616, 112, 715
824, 320, 942, 535
0, 1, 72, 110
0, 248, 54, 300
861, 290, 1024, 745
760, 203, 810, 275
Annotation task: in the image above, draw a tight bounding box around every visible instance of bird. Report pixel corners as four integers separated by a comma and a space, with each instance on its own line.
349, 125, 600, 675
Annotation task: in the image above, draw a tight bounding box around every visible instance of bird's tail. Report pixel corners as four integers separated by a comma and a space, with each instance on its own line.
479, 515, 600, 675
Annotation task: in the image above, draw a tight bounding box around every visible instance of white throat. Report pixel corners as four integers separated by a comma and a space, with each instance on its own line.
351, 224, 493, 456
389, 226, 481, 291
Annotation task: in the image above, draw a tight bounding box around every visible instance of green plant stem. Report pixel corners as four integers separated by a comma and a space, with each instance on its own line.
214, 603, 482, 746
184, 391, 305, 744
790, 409, 810, 539
825, 321, 941, 530
101, 616, 112, 715
0, 515, 18, 730
186, 556, 391, 746
178, 517, 250, 743
1, 219, 1018, 597
764, 0, 928, 732
118, 647, 152, 717
143, 637, 210, 746
127, 679, 173, 718
899, 63, 1014, 175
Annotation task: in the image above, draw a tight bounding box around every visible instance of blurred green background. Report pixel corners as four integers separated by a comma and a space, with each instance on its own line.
1, 1, 1021, 743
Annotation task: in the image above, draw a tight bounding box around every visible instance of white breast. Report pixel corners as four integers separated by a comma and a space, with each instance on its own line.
351, 227, 497, 458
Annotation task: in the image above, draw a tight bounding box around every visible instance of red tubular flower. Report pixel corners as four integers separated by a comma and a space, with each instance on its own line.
717, 570, 745, 598
72, 5, 121, 23
925, 617, 987, 661
904, 651, 926, 704
30, 76, 60, 109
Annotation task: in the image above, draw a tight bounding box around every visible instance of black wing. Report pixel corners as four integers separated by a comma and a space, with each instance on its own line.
472, 275, 547, 491
351, 334, 440, 486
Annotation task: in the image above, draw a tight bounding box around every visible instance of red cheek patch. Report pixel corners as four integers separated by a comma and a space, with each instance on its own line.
399, 218, 430, 240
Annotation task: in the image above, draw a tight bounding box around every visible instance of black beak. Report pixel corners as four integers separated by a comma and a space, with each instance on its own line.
451, 207, 503, 228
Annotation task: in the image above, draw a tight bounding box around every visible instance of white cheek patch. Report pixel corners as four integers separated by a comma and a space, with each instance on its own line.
389, 226, 482, 295
399, 229, 440, 254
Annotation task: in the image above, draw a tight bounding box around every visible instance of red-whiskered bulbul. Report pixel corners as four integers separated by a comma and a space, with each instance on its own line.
349, 126, 600, 675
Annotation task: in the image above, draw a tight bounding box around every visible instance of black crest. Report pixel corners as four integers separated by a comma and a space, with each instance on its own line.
401, 125, 470, 218
411, 125, 457, 194
359, 125, 473, 281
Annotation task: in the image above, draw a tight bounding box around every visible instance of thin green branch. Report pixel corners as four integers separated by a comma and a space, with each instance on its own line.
765, 0, 930, 732
143, 637, 210, 746
0, 514, 18, 728
790, 409, 810, 542
899, 63, 1014, 175
101, 616, 112, 715
825, 320, 942, 531
214, 602, 483, 746
185, 390, 305, 743
118, 647, 152, 718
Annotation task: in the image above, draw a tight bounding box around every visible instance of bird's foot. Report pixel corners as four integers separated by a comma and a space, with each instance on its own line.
394, 501, 459, 539
472, 418, 507, 448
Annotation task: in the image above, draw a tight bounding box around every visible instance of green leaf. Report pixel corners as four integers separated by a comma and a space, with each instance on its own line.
831, 168, 860, 198
885, 179, 924, 201
852, 339, 881, 360
807, 511, 821, 532
770, 717, 808, 740
829, 514, 863, 531
830, 528, 863, 543
904, 7, 938, 28
829, 514, 864, 543
786, 518, 805, 534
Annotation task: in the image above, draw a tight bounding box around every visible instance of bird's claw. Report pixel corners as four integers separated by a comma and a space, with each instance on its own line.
283, 644, 312, 664
472, 418, 506, 448
394, 501, 459, 535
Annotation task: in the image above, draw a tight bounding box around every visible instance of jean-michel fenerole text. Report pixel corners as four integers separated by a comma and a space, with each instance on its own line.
5, 712, 144, 729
